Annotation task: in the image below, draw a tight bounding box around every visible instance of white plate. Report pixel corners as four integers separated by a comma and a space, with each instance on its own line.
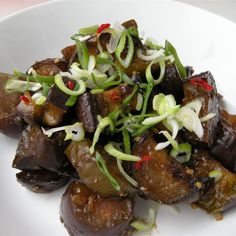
0, 0, 235, 236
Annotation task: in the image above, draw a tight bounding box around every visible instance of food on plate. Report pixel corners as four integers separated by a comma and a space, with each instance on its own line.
1, 19, 236, 235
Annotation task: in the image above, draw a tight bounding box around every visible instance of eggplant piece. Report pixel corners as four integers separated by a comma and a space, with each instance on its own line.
211, 110, 236, 172
12, 125, 69, 173
182, 71, 220, 147
65, 139, 135, 197
60, 181, 134, 236
0, 73, 23, 136
160, 64, 184, 104
43, 84, 70, 127
32, 58, 68, 76
16, 169, 70, 193
76, 93, 98, 133
190, 149, 236, 213
76, 83, 137, 133
132, 134, 193, 204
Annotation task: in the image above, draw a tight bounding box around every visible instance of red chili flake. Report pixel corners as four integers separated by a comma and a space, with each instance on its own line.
20, 95, 29, 104
134, 155, 152, 170
110, 91, 121, 101
97, 23, 111, 34
189, 78, 213, 92
66, 81, 75, 90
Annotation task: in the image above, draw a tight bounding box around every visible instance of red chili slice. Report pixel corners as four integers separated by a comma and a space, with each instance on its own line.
189, 78, 213, 92
97, 23, 111, 34
134, 155, 152, 170
20, 95, 29, 104
66, 81, 75, 90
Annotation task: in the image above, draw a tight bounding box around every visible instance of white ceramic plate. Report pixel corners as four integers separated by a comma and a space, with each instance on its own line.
0, 0, 236, 235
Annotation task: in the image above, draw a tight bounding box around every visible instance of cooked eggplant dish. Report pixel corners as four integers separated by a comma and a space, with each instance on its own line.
1, 20, 236, 235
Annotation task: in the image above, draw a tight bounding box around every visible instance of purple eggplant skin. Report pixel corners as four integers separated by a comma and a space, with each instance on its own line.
182, 71, 220, 147
60, 181, 134, 236
160, 64, 184, 104
12, 125, 69, 174
65, 139, 135, 198
211, 110, 236, 172
16, 169, 70, 193
0, 73, 23, 136
190, 149, 236, 213
132, 134, 193, 204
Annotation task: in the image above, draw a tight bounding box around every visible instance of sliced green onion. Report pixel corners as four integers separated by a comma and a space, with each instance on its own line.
142, 113, 168, 126
42, 122, 84, 142
64, 122, 84, 141
137, 48, 165, 61
42, 83, 50, 96
104, 142, 140, 162
117, 159, 138, 187
90, 88, 104, 94
122, 85, 138, 106
122, 130, 131, 154
115, 30, 134, 68
35, 95, 46, 105
209, 169, 222, 182
184, 99, 202, 116
127, 26, 139, 38
200, 113, 216, 122
89, 117, 114, 154
136, 93, 143, 111
140, 80, 153, 117
155, 130, 178, 150
170, 143, 192, 163
131, 208, 157, 231
5, 78, 41, 93
165, 40, 187, 79
75, 39, 89, 69
96, 152, 121, 192
79, 25, 99, 36
145, 59, 166, 85
145, 37, 163, 50
55, 74, 86, 96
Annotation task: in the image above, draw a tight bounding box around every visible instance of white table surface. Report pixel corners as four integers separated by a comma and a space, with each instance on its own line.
0, 0, 236, 24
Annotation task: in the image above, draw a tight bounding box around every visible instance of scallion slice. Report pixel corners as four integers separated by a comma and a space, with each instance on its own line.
35, 95, 46, 105
117, 159, 138, 187
104, 142, 140, 162
78, 25, 99, 36
122, 130, 131, 154
96, 152, 121, 192
75, 39, 89, 69
89, 117, 114, 154
209, 169, 222, 182
170, 143, 192, 163
115, 30, 134, 68
55, 74, 86, 96
165, 40, 187, 79
131, 208, 157, 231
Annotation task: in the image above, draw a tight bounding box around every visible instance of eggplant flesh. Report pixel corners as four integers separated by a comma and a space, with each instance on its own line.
132, 134, 193, 204
0, 73, 23, 136
60, 181, 134, 236
65, 139, 134, 197
211, 110, 236, 173
12, 125, 69, 174
189, 149, 236, 213
182, 71, 219, 147
16, 169, 70, 193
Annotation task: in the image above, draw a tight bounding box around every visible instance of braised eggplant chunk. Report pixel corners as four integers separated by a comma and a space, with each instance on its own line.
60, 181, 134, 236
32, 58, 68, 76
66, 139, 134, 197
43, 84, 70, 127
16, 169, 70, 193
132, 135, 193, 204
13, 125, 69, 173
160, 64, 184, 104
182, 71, 219, 147
211, 110, 236, 172
0, 73, 23, 135
190, 150, 236, 213
76, 83, 137, 133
